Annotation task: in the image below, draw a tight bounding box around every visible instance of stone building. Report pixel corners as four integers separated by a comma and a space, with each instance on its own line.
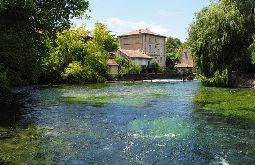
118, 49, 152, 68
175, 49, 194, 74
117, 28, 166, 67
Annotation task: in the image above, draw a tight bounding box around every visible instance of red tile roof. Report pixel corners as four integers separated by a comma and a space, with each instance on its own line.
119, 28, 166, 38
119, 49, 152, 59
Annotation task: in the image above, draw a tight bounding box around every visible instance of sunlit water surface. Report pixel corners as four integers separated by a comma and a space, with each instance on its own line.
0, 81, 255, 164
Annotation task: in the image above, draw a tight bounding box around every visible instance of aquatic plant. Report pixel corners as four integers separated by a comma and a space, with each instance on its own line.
194, 87, 255, 126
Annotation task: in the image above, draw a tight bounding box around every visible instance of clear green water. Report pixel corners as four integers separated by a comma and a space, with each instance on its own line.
0, 81, 255, 164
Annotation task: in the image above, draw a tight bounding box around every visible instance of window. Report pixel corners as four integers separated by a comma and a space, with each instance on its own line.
160, 47, 163, 54
149, 45, 152, 52
160, 57, 163, 63
149, 38, 151, 42
155, 57, 157, 59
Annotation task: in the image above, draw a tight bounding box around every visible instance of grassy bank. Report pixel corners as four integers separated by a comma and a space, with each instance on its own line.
194, 87, 255, 126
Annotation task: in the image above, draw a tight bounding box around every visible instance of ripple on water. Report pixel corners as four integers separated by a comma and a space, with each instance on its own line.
128, 117, 195, 140
1, 81, 255, 164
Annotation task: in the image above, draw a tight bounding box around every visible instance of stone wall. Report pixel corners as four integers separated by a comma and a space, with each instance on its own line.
230, 73, 255, 88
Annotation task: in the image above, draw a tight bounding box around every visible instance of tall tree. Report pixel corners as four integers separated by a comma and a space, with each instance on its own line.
0, 0, 89, 86
188, 1, 250, 80
165, 36, 182, 68
93, 23, 118, 53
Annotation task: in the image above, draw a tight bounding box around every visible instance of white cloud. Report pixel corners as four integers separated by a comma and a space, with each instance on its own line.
70, 17, 189, 40
103, 17, 172, 37
158, 10, 183, 17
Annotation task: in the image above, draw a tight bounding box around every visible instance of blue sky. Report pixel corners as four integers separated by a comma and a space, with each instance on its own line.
72, 0, 211, 42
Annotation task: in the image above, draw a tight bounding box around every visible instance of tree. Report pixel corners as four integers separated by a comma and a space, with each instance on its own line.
0, 0, 89, 87
250, 34, 255, 64
165, 36, 182, 68
188, 1, 250, 85
43, 23, 118, 83
93, 22, 118, 53
42, 27, 90, 82
224, 0, 255, 72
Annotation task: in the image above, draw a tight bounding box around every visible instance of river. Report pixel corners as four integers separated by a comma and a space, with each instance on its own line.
0, 81, 255, 164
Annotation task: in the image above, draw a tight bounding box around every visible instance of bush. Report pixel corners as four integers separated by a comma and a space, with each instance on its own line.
61, 61, 86, 83
148, 62, 162, 73
198, 69, 229, 87
61, 61, 106, 84
115, 56, 141, 74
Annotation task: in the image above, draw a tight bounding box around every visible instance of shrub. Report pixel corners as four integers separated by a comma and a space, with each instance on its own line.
61, 61, 106, 83
115, 56, 141, 74
61, 61, 86, 83
198, 69, 229, 87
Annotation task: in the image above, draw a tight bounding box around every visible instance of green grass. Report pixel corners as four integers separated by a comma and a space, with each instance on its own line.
194, 87, 255, 125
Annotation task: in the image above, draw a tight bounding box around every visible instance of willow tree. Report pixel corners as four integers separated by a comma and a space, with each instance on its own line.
250, 35, 255, 64
188, 1, 251, 84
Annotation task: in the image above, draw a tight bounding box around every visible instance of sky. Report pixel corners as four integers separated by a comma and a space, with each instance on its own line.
72, 0, 211, 42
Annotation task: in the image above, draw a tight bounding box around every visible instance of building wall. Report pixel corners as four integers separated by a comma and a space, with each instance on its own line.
119, 35, 143, 51
143, 34, 166, 67
133, 58, 150, 66
119, 34, 166, 67
117, 50, 150, 67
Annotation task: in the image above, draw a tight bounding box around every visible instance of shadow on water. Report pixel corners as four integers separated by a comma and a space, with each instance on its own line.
0, 103, 23, 128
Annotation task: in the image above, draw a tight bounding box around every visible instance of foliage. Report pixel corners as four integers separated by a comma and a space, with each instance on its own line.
148, 62, 161, 73
0, 0, 89, 98
42, 27, 89, 82
222, 0, 255, 38
249, 34, 255, 64
115, 56, 141, 74
188, 1, 255, 86
194, 86, 255, 127
61, 61, 106, 83
197, 69, 229, 87
166, 36, 182, 68
43, 23, 118, 83
93, 22, 118, 52
62, 61, 85, 83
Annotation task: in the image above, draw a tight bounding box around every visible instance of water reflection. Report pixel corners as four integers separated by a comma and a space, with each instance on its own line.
0, 81, 255, 164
